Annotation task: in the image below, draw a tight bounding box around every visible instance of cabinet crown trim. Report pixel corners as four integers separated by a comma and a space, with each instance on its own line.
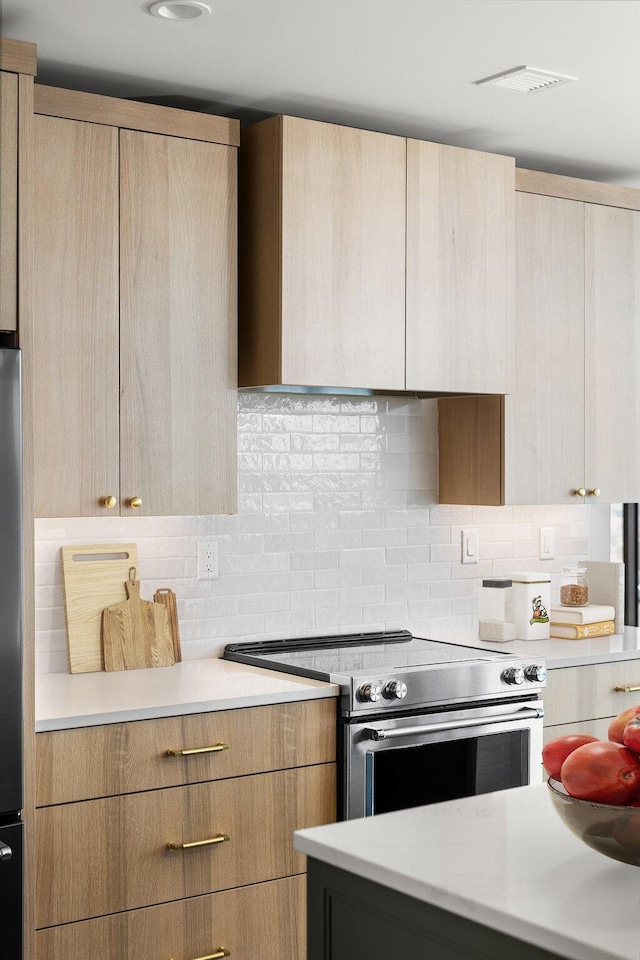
0, 38, 37, 76
34, 84, 240, 146
516, 167, 640, 211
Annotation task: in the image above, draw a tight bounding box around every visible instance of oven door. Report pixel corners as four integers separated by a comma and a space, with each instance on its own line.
344, 699, 543, 820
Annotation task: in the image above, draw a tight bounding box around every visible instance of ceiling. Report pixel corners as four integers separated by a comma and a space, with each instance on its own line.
4, 0, 640, 187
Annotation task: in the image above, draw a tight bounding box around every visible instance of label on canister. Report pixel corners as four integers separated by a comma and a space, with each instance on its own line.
512, 578, 551, 640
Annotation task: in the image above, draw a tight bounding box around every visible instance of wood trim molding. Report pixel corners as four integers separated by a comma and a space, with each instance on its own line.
34, 85, 240, 147
0, 39, 37, 76
516, 168, 640, 211
17, 70, 36, 960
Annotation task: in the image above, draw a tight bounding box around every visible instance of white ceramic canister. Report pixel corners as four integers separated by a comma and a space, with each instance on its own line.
511, 572, 551, 640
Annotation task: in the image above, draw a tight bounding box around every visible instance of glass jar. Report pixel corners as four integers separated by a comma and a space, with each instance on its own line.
478, 578, 515, 642
560, 566, 589, 606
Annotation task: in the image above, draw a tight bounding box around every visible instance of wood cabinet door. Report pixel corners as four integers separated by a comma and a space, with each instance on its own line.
0, 72, 18, 333
36, 764, 335, 927
31, 114, 120, 517
36, 875, 306, 960
280, 117, 406, 391
585, 204, 640, 502
504, 193, 585, 504
406, 140, 514, 394
36, 698, 336, 805
119, 130, 237, 516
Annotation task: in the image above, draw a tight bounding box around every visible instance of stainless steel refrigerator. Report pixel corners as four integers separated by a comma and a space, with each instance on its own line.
0, 348, 23, 956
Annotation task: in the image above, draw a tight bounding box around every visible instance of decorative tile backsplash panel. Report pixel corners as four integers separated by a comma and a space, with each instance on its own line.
35, 394, 589, 673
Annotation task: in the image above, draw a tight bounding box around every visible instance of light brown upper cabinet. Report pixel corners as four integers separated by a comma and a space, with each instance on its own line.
406, 140, 514, 394
584, 203, 640, 502
439, 173, 640, 504
29, 88, 239, 517
239, 115, 407, 391
0, 40, 37, 333
0, 71, 18, 333
239, 116, 515, 394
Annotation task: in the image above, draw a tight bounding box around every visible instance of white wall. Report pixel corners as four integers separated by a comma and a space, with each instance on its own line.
35, 394, 590, 673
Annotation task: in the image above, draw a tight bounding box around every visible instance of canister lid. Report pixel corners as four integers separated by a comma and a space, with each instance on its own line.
482, 578, 513, 588
511, 571, 552, 583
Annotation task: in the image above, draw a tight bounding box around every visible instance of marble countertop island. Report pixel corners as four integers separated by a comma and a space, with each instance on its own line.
295, 783, 640, 960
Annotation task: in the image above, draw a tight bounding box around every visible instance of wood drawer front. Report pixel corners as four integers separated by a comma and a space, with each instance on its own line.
544, 662, 640, 727
36, 698, 336, 805
36, 874, 305, 960
37, 763, 335, 928
543, 717, 613, 744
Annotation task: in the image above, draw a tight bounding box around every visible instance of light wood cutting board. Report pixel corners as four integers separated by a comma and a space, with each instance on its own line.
103, 569, 174, 671
154, 588, 182, 662
62, 543, 138, 673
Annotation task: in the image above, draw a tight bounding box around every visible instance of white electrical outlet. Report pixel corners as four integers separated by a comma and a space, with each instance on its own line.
197, 540, 219, 579
461, 529, 478, 565
539, 526, 555, 560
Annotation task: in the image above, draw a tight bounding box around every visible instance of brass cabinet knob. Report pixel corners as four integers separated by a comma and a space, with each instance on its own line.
589, 488, 601, 498
129, 496, 142, 509
574, 488, 586, 498
103, 495, 117, 509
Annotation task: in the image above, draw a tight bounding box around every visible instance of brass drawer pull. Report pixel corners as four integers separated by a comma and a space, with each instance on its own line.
167, 833, 230, 851
166, 743, 230, 757
615, 684, 640, 693
170, 951, 230, 960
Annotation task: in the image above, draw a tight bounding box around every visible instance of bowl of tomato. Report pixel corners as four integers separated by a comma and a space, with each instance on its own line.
544, 706, 640, 867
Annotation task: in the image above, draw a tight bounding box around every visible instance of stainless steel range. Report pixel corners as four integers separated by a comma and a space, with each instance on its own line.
224, 630, 546, 820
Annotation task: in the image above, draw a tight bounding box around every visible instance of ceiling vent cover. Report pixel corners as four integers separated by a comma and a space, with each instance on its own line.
474, 66, 577, 94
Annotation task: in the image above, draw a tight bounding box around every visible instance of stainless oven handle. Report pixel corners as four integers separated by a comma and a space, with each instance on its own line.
363, 706, 544, 741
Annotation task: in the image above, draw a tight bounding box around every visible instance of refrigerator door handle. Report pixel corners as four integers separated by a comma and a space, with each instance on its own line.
0, 842, 12, 861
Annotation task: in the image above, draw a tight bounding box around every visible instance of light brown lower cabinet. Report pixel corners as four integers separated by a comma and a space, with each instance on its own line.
35, 699, 337, 959
37, 765, 335, 927
543, 661, 640, 743
36, 874, 305, 960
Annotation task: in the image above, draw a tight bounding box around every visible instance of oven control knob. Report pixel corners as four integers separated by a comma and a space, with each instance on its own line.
524, 664, 547, 683
502, 667, 525, 685
358, 682, 382, 703
383, 680, 408, 700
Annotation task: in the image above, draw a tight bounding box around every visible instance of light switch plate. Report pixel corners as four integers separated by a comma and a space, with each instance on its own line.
539, 526, 554, 560
461, 529, 478, 564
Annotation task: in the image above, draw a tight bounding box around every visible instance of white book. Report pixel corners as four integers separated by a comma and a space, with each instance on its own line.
549, 603, 616, 625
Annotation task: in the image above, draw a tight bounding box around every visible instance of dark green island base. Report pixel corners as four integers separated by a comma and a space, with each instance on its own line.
307, 858, 568, 960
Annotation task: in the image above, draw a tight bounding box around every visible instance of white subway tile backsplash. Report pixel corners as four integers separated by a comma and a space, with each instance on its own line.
314, 567, 362, 589
35, 393, 592, 672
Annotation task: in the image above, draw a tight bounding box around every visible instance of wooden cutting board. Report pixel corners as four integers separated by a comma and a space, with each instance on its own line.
62, 543, 139, 673
103, 569, 174, 671
154, 588, 182, 662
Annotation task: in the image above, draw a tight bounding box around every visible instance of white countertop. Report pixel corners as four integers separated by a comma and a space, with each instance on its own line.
294, 783, 640, 960
435, 626, 640, 669
36, 626, 640, 731
35, 658, 338, 732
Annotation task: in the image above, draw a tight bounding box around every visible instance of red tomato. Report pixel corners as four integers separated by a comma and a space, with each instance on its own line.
608, 706, 640, 744
561, 740, 640, 804
542, 734, 599, 781
622, 718, 640, 756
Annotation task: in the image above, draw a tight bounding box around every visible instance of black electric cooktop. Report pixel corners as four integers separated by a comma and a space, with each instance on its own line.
224, 630, 505, 681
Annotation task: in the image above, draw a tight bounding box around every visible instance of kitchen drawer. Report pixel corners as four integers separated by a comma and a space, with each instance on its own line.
36, 763, 335, 927
543, 717, 613, 744
36, 698, 336, 805
36, 874, 305, 960
544, 661, 640, 727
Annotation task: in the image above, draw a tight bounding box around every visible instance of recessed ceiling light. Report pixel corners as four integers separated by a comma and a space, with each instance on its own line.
474, 66, 578, 94
148, 0, 211, 20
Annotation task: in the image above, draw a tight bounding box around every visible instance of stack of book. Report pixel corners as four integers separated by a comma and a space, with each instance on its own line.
550, 604, 616, 640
